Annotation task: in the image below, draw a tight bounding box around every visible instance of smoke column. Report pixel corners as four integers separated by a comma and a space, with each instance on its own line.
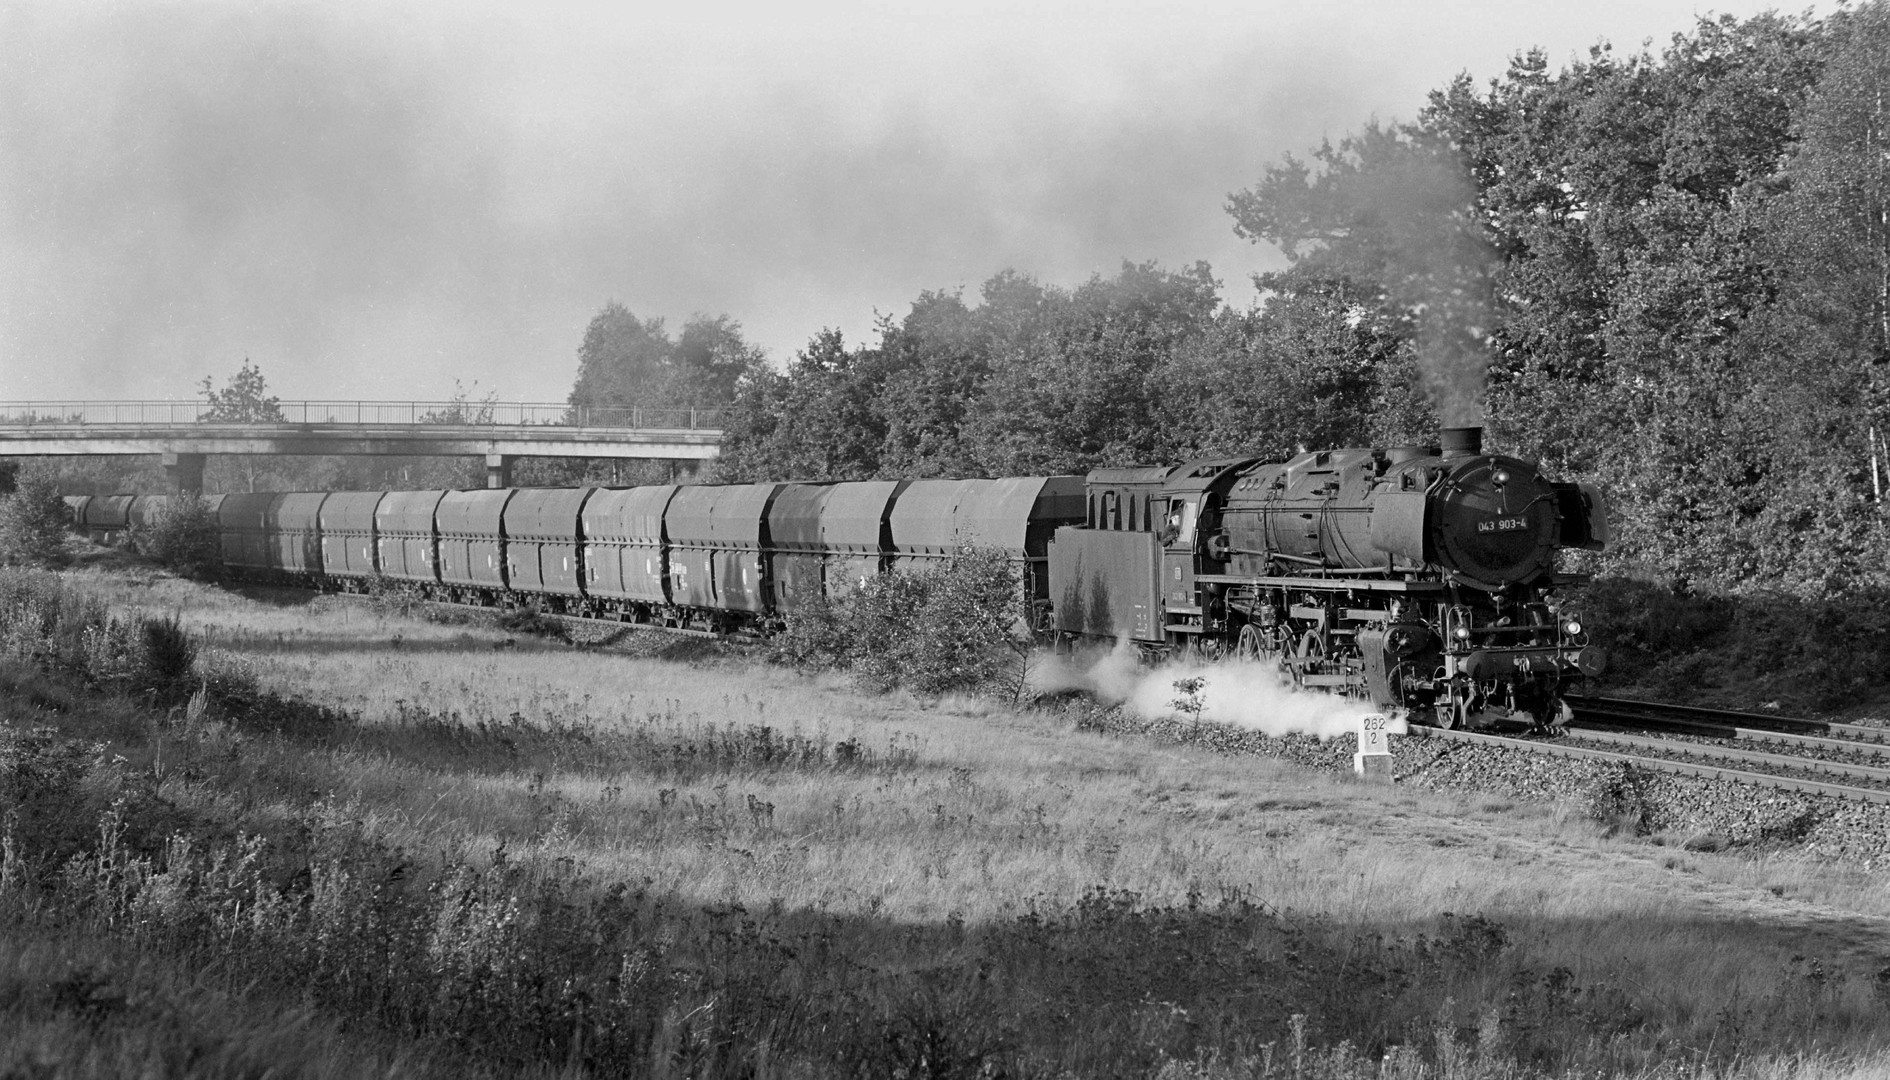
1034, 640, 1372, 739
1349, 145, 1499, 427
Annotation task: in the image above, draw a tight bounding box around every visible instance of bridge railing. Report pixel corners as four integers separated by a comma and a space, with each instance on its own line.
0, 401, 727, 429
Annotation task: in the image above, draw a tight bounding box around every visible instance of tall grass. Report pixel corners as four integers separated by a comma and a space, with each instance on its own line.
6, 565, 1890, 1077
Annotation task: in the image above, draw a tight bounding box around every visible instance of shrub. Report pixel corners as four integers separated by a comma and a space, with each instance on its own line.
363, 572, 428, 619
132, 494, 222, 579
766, 580, 853, 670
0, 569, 198, 699
1575, 575, 1890, 710
776, 547, 1032, 698
0, 476, 70, 568
136, 613, 198, 704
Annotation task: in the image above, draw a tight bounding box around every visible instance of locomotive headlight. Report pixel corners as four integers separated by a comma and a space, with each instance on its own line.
1454, 625, 1472, 641
1492, 469, 1511, 487
1563, 616, 1584, 636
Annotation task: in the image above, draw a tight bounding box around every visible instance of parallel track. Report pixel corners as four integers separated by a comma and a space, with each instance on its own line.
1407, 696, 1890, 806
1408, 725, 1890, 805
1570, 695, 1890, 745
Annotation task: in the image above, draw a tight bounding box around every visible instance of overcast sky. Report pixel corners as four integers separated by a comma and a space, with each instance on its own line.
0, 0, 1810, 404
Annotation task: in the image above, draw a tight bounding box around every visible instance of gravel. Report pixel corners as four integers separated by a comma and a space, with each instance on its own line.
1077, 704, 1890, 865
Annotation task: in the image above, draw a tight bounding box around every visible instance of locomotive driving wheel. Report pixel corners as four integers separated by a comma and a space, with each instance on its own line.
1235, 623, 1267, 661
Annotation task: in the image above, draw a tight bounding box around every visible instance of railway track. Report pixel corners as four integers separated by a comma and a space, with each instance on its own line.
1406, 697, 1890, 806
1570, 695, 1890, 746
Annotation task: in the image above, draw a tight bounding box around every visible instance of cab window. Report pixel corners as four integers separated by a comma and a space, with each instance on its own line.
1168, 499, 1198, 548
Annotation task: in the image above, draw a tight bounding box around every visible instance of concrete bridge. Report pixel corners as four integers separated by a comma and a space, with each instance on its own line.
0, 401, 726, 489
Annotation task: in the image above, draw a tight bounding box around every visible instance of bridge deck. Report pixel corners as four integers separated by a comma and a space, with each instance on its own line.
0, 401, 725, 460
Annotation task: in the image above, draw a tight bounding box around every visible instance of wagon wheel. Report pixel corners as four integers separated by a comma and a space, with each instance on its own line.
1291, 630, 1325, 689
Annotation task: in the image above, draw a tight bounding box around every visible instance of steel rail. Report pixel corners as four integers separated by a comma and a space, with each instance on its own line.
1556, 726, 1890, 785
1407, 726, 1890, 806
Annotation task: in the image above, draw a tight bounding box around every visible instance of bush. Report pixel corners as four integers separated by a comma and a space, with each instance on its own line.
1576, 575, 1890, 711
136, 613, 198, 704
0, 568, 196, 698
132, 494, 221, 579
0, 476, 70, 568
774, 548, 1032, 698
766, 582, 855, 670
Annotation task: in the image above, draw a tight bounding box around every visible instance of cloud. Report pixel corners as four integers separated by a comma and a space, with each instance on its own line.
0, 0, 1801, 402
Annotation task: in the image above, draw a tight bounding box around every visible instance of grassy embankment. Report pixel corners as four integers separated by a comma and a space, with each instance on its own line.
4, 561, 1890, 1078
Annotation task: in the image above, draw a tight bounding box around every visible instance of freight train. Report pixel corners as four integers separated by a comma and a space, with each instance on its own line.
62, 424, 1607, 729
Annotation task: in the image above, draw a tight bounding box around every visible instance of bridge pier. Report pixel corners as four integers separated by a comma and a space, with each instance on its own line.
162, 451, 205, 493
485, 453, 515, 489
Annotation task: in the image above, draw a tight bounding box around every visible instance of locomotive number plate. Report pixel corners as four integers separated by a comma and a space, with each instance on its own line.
1476, 517, 1528, 534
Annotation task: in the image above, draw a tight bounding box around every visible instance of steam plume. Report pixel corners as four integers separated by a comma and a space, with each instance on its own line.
1034, 640, 1371, 739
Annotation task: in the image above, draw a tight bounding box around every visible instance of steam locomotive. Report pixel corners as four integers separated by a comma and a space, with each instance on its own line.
64, 424, 1605, 729
1050, 425, 1607, 728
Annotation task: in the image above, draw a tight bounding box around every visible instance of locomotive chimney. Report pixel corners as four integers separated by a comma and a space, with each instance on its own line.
1439, 426, 1483, 459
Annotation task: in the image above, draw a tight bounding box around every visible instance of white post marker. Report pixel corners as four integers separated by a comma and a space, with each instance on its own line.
1354, 713, 1408, 782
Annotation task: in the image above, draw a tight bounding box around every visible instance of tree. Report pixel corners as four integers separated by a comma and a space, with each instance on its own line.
567, 302, 767, 420
1153, 287, 1425, 463
197, 360, 285, 492
964, 261, 1224, 474
670, 313, 769, 407
1227, 123, 1499, 427
875, 289, 994, 477
199, 360, 283, 422
1762, 3, 1890, 507
719, 328, 891, 481
0, 474, 70, 567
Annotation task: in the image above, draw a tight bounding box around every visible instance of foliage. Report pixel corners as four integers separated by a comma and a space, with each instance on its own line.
569, 303, 767, 415
0, 475, 70, 568
130, 494, 222, 579
1574, 576, 1890, 710
0, 568, 196, 702
1227, 122, 1498, 426
198, 359, 283, 423
773, 548, 1033, 697
720, 261, 1408, 482
722, 8, 1890, 609
418, 379, 498, 424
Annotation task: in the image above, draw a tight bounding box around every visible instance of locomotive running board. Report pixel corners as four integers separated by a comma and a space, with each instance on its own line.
1195, 575, 1448, 593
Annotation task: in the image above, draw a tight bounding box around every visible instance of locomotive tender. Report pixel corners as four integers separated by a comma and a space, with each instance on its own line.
1049, 425, 1607, 728
64, 423, 1605, 728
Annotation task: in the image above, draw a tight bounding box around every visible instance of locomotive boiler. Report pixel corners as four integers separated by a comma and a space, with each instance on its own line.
1047, 426, 1608, 728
